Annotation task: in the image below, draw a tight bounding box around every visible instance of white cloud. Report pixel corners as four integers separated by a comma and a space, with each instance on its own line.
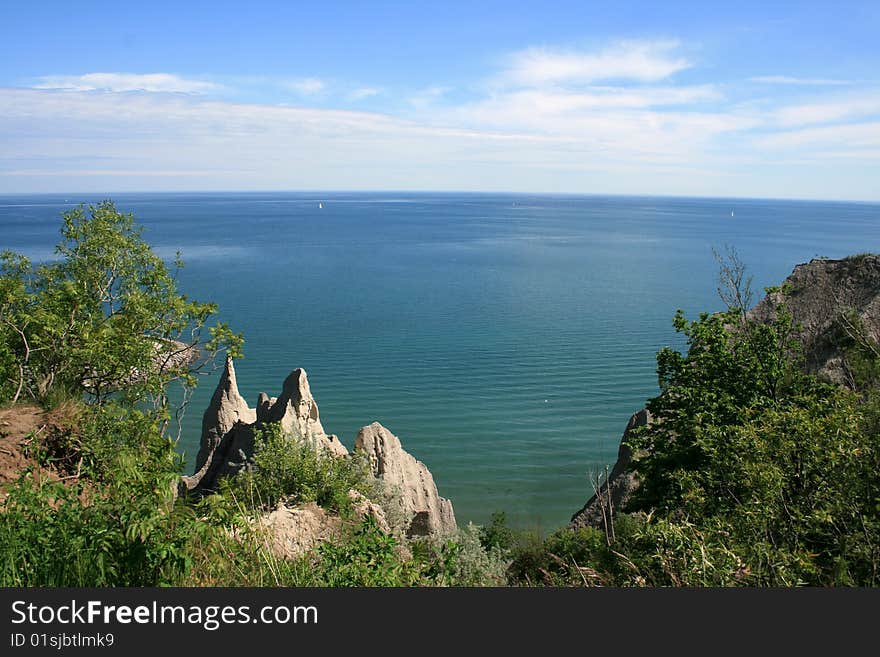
773, 95, 880, 127
0, 88, 541, 182
503, 40, 690, 87
33, 72, 220, 94
0, 85, 751, 188
284, 78, 326, 95
755, 121, 880, 150
1, 87, 734, 195
349, 87, 381, 101
459, 85, 719, 123
751, 76, 853, 86
5, 34, 880, 200
408, 86, 451, 109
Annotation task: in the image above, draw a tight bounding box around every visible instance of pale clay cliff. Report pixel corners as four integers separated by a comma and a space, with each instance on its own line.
356, 422, 457, 537
184, 359, 456, 541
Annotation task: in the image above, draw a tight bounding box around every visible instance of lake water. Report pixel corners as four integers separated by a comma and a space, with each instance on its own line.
2, 192, 878, 530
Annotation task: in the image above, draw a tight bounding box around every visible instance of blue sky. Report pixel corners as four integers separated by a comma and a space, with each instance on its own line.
1, 1, 879, 199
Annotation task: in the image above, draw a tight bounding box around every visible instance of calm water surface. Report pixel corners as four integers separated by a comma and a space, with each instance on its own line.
2, 192, 878, 530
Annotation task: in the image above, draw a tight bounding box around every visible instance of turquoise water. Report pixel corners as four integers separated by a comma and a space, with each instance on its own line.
2, 192, 878, 530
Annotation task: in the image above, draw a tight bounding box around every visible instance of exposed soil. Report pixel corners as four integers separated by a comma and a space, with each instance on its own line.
0, 404, 72, 501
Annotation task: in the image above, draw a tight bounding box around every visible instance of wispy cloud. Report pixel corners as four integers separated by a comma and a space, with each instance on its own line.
755, 121, 880, 150
33, 72, 220, 94
751, 75, 853, 86
284, 77, 326, 95
5, 36, 880, 199
502, 40, 690, 87
349, 87, 381, 101
408, 86, 451, 109
426, 40, 726, 162
774, 95, 880, 126
458, 85, 720, 122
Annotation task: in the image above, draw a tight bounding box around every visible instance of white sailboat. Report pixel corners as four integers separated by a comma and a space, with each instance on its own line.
319, 202, 323, 209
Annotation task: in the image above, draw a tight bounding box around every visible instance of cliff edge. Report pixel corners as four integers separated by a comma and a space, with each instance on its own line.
570, 254, 880, 528
184, 360, 456, 538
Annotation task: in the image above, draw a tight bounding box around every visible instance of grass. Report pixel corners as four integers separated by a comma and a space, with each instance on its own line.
0, 402, 512, 587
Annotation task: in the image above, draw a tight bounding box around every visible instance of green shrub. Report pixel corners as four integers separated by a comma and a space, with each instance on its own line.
308, 518, 419, 586
479, 511, 516, 552
0, 409, 203, 586
411, 523, 511, 586
621, 307, 880, 586
0, 201, 241, 410
226, 422, 378, 516
507, 515, 648, 587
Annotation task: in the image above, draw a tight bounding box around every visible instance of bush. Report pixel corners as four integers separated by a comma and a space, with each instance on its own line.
226, 422, 378, 516
621, 308, 880, 586
0, 405, 204, 586
507, 515, 648, 587
410, 523, 511, 586
309, 519, 419, 586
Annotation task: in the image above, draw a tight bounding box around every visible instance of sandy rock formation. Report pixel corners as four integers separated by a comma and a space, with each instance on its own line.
347, 489, 391, 534
354, 422, 457, 537
191, 358, 256, 483
186, 362, 457, 540
264, 369, 348, 457
252, 502, 341, 560
185, 361, 347, 492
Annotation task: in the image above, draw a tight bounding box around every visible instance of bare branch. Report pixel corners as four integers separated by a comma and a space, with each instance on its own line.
712, 244, 753, 320
3, 318, 30, 403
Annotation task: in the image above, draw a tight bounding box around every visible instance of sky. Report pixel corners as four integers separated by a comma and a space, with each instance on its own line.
1, 1, 879, 200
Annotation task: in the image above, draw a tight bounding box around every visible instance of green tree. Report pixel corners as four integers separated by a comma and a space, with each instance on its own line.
629, 307, 806, 514
623, 306, 880, 585
0, 201, 242, 427
0, 201, 244, 586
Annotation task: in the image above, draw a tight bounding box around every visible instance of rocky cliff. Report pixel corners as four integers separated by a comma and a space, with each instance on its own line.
184, 359, 347, 493
570, 254, 880, 528
748, 254, 880, 385
184, 360, 456, 538
356, 422, 457, 537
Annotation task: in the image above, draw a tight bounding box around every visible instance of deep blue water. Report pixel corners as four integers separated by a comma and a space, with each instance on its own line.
2, 192, 878, 530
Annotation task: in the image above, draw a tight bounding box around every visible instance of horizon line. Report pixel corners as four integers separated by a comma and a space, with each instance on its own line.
2, 188, 879, 205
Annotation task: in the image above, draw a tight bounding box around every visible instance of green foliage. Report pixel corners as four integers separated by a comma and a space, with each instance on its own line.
300, 521, 510, 587
310, 519, 419, 586
0, 202, 245, 586
479, 511, 516, 552
0, 405, 204, 586
505, 291, 880, 587
508, 515, 648, 587
837, 310, 880, 393
623, 307, 880, 586
632, 308, 806, 514
227, 422, 377, 515
412, 524, 510, 586
842, 252, 877, 263
0, 201, 242, 413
